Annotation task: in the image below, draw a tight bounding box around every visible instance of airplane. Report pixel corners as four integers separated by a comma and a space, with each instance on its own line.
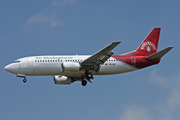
4, 28, 173, 86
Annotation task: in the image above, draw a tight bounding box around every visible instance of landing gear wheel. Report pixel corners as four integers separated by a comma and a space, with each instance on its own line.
81, 80, 87, 86
87, 73, 93, 79
23, 78, 27, 83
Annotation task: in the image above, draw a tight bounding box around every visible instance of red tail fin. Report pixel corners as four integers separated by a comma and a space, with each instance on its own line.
135, 28, 161, 56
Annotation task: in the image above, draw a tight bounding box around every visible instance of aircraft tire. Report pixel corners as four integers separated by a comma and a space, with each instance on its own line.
23, 78, 27, 83
82, 80, 87, 86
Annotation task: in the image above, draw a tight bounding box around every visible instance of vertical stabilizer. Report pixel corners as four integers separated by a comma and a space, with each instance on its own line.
135, 28, 161, 56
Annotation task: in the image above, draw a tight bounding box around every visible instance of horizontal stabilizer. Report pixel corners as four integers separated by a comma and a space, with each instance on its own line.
146, 46, 174, 60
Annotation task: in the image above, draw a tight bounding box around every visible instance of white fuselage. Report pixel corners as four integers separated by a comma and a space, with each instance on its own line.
4, 28, 172, 86
5, 55, 137, 77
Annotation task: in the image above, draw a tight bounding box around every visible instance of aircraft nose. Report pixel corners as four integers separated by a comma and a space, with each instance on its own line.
4, 64, 11, 72
4, 63, 19, 74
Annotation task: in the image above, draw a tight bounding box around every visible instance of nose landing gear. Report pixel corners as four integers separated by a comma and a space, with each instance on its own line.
23, 78, 27, 83
17, 74, 27, 83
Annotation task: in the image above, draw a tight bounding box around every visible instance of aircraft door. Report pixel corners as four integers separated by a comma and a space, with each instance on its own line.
28, 59, 33, 66
131, 56, 136, 66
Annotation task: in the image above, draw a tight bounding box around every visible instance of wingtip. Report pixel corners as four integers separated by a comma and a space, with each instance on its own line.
167, 46, 174, 50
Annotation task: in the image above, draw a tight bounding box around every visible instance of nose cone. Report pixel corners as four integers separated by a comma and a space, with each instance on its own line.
4, 64, 18, 74
4, 64, 12, 72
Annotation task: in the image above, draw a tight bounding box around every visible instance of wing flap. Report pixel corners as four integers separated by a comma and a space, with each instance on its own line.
80, 41, 121, 73
94, 51, 114, 64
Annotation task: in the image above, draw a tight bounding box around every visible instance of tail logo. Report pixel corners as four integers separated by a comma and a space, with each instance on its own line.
141, 39, 157, 52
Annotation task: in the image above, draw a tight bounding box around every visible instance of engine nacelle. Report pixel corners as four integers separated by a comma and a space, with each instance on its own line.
62, 62, 81, 72
54, 75, 72, 84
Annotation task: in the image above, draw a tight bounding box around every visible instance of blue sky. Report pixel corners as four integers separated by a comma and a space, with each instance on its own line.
0, 0, 179, 120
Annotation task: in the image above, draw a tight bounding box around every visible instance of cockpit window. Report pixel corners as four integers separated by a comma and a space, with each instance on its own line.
13, 60, 20, 63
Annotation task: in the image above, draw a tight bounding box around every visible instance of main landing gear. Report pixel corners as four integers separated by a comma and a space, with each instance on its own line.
87, 73, 94, 80
81, 73, 94, 86
81, 80, 87, 86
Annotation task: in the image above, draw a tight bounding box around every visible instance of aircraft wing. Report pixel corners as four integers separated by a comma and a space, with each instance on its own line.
81, 41, 121, 72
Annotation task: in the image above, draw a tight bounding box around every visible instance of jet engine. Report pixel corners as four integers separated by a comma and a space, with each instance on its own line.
54, 75, 72, 84
62, 62, 81, 72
